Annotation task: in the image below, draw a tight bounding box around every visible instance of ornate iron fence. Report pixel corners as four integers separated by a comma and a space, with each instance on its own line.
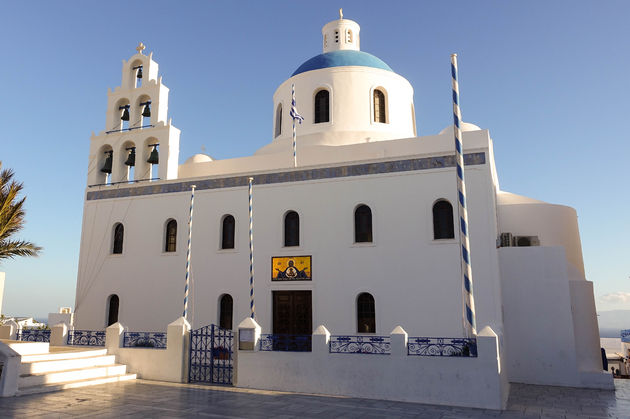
407, 337, 477, 357
259, 334, 312, 352
123, 331, 167, 349
67, 330, 106, 346
189, 324, 234, 385
17, 329, 51, 342
329, 335, 391, 354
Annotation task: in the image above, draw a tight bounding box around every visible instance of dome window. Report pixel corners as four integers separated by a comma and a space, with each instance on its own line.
335, 30, 339, 43
346, 29, 353, 43
373, 89, 387, 123
314, 90, 330, 124
275, 104, 282, 138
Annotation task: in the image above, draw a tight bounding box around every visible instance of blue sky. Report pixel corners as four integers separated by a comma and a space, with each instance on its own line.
1, 1, 628, 318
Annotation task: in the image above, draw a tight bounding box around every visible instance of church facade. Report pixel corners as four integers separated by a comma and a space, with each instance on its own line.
74, 14, 611, 397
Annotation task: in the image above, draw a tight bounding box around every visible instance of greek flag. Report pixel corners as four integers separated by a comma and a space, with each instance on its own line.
290, 86, 304, 123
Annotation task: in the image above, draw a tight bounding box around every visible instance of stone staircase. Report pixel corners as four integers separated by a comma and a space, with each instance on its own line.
9, 342, 135, 396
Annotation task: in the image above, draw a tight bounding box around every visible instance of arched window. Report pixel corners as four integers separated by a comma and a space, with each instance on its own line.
112, 223, 124, 254
284, 211, 299, 247
314, 90, 330, 123
357, 293, 375, 333
107, 294, 119, 326
275, 104, 282, 137
433, 200, 455, 239
221, 215, 235, 249
354, 205, 373, 243
373, 89, 387, 123
165, 219, 177, 252
219, 294, 233, 330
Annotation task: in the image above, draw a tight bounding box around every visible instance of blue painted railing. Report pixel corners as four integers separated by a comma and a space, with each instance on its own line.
329, 335, 391, 354
407, 337, 477, 357
259, 334, 312, 352
123, 331, 167, 349
17, 329, 51, 342
67, 330, 106, 346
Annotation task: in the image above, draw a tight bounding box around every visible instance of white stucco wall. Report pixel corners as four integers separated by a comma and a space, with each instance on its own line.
75, 138, 502, 340
497, 193, 585, 278
237, 325, 508, 410
498, 246, 612, 389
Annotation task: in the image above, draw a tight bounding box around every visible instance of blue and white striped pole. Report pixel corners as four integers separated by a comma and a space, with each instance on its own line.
183, 184, 196, 319
451, 54, 477, 337
248, 177, 255, 319
290, 84, 304, 167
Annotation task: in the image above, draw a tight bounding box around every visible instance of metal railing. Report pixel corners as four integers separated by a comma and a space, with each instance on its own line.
105, 124, 154, 134
17, 329, 51, 342
407, 337, 477, 357
259, 334, 312, 352
88, 177, 161, 188
329, 335, 391, 354
123, 331, 167, 349
67, 330, 106, 346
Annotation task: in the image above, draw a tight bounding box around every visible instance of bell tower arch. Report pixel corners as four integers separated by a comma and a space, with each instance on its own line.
87, 43, 180, 186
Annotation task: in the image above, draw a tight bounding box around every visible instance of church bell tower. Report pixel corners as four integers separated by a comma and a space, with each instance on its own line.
87, 43, 180, 186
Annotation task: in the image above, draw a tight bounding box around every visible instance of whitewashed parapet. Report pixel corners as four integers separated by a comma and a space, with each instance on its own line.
237, 323, 507, 410
49, 323, 68, 346
105, 318, 190, 382
0, 341, 21, 397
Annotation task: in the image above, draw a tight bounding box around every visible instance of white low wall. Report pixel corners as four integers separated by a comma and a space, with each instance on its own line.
498, 247, 613, 390
105, 317, 190, 383
236, 323, 508, 410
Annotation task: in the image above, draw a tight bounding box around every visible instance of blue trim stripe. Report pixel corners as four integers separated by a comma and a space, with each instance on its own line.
87, 153, 486, 201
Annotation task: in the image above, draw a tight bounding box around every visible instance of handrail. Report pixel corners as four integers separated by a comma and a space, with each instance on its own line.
88, 177, 160, 188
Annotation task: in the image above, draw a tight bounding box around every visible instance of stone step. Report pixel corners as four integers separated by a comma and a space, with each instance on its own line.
21, 348, 107, 363
19, 364, 128, 388
21, 355, 116, 374
15, 373, 137, 396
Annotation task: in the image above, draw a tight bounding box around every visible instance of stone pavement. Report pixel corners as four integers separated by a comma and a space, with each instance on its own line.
1, 379, 629, 418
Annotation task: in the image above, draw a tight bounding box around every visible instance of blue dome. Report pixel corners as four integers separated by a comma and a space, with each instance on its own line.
292, 50, 393, 76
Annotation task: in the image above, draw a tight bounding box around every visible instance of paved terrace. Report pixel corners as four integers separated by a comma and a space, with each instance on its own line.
1, 379, 628, 418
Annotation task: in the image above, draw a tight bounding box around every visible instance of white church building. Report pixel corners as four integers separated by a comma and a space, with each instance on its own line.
73, 13, 612, 408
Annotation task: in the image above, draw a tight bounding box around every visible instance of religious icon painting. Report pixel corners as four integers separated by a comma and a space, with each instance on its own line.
271, 256, 312, 281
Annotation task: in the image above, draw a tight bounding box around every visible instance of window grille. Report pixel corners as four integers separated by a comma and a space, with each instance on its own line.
357, 293, 376, 333
314, 90, 330, 123
373, 89, 386, 123
219, 294, 233, 330
165, 219, 177, 252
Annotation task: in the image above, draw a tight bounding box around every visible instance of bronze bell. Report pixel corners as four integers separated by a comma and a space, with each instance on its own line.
147, 144, 159, 165
121, 107, 130, 121
137, 66, 143, 79
100, 151, 113, 174
142, 104, 151, 117
124, 147, 136, 166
